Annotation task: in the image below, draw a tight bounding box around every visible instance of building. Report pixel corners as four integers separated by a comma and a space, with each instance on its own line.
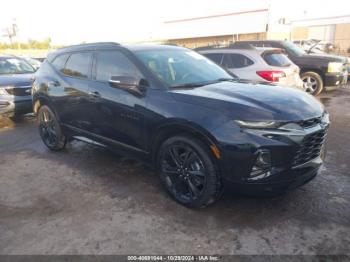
161, 9, 350, 55
290, 14, 350, 54
162, 9, 269, 48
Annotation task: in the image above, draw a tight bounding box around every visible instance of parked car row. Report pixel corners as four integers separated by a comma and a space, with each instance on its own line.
0, 54, 36, 118
29, 42, 330, 208
198, 40, 348, 95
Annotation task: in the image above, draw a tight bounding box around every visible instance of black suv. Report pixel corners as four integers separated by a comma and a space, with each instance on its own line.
237, 40, 348, 95
33, 42, 329, 208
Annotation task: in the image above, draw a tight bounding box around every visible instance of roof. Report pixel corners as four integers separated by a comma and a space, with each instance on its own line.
56, 42, 121, 53
125, 44, 187, 52
198, 47, 282, 55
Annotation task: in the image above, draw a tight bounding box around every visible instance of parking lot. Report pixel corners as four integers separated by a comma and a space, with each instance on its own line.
0, 86, 349, 255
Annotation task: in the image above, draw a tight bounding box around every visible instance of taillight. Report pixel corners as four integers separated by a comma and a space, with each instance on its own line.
256, 71, 286, 82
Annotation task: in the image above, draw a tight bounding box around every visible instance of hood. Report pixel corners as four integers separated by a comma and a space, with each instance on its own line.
301, 53, 346, 63
0, 73, 34, 87
170, 81, 324, 121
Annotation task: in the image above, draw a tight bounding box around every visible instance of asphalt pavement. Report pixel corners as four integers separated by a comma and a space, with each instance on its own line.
0, 87, 349, 255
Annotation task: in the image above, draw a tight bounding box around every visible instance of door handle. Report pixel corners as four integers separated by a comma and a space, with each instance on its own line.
88, 91, 101, 98
47, 80, 60, 87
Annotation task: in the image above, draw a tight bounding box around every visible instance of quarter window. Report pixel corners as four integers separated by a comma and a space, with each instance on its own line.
95, 51, 141, 82
63, 52, 92, 79
223, 54, 254, 68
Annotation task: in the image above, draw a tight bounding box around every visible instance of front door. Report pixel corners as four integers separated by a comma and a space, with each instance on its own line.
88, 50, 147, 151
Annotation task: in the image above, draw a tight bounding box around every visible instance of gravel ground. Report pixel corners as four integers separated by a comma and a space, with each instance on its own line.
0, 87, 349, 255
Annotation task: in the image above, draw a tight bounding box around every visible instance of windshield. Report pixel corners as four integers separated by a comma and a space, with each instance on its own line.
0, 58, 35, 75
282, 41, 306, 56
135, 49, 233, 87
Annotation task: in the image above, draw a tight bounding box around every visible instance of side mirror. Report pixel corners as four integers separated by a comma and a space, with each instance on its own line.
108, 76, 148, 96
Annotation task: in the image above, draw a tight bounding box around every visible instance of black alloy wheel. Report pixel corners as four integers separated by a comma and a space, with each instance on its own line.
158, 135, 221, 208
38, 105, 66, 151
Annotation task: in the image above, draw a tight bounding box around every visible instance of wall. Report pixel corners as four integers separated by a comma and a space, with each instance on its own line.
334, 23, 350, 53
166, 32, 266, 49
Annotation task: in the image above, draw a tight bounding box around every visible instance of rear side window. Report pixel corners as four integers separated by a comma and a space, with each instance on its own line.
263, 52, 291, 67
51, 54, 69, 72
223, 53, 254, 68
63, 52, 92, 79
95, 50, 141, 82
203, 53, 223, 65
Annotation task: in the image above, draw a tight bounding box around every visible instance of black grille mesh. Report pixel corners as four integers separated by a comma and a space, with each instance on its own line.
293, 129, 327, 167
296, 117, 322, 128
6, 87, 31, 96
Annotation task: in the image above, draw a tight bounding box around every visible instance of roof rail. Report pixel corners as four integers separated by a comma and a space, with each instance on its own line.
194, 44, 226, 51
57, 42, 121, 51
228, 42, 255, 49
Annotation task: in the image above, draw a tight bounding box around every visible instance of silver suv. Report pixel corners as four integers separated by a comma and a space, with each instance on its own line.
198, 44, 304, 89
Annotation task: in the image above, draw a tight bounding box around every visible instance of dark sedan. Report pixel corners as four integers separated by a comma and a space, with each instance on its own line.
0, 55, 35, 117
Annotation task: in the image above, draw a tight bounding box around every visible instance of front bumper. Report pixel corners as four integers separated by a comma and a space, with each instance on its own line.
224, 157, 321, 194
0, 97, 32, 117
216, 119, 329, 193
325, 72, 347, 86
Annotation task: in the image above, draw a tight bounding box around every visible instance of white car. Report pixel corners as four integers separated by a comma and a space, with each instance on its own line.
198, 44, 304, 89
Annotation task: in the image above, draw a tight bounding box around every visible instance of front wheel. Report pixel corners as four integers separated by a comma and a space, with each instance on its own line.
38, 105, 66, 151
301, 71, 324, 95
157, 135, 221, 208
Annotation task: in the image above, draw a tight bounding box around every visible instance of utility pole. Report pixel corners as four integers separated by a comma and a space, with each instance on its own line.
2, 20, 18, 48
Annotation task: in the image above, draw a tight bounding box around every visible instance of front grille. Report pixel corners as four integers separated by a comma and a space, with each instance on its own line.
293, 129, 327, 167
6, 86, 31, 96
296, 117, 322, 128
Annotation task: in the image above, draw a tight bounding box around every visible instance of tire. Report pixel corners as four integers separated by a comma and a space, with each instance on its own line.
157, 135, 222, 208
37, 105, 66, 151
301, 71, 324, 95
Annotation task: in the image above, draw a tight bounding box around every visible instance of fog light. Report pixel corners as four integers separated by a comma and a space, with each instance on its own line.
248, 149, 272, 181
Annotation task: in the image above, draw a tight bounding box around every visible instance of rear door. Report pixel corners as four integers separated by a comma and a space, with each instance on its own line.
202, 53, 224, 66
57, 52, 95, 131
222, 53, 256, 80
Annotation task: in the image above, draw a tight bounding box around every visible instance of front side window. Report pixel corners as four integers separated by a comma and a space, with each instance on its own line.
63, 52, 92, 79
0, 58, 35, 75
52, 54, 70, 72
95, 51, 142, 82
135, 49, 232, 87
223, 53, 254, 69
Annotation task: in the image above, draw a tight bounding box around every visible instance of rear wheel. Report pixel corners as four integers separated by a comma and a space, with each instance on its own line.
38, 105, 66, 151
301, 71, 324, 95
157, 135, 221, 208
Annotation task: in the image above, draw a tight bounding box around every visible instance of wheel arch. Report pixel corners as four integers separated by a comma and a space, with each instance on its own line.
150, 121, 221, 167
300, 68, 325, 85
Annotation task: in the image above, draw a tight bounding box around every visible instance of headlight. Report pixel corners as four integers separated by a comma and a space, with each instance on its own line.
328, 62, 343, 73
235, 120, 279, 129
321, 112, 330, 125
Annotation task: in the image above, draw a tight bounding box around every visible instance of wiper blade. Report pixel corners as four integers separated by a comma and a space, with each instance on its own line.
215, 78, 238, 82
171, 82, 207, 89
170, 78, 238, 89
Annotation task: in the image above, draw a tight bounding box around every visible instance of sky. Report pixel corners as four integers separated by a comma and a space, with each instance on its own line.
1, 0, 349, 45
